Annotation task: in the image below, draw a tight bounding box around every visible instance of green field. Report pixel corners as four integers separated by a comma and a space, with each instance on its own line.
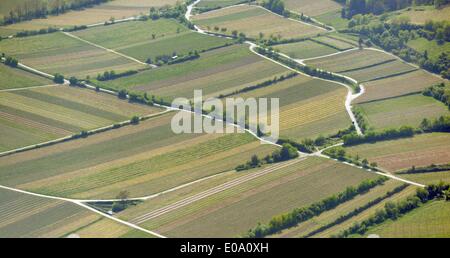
196, 0, 246, 10
0, 32, 146, 78
402, 171, 450, 185
275, 40, 339, 60
0, 0, 182, 37
0, 63, 53, 90
0, 112, 277, 199
357, 93, 449, 130
343, 60, 418, 83
390, 5, 450, 24
305, 49, 397, 73
0, 86, 159, 152
314, 10, 349, 30
312, 36, 355, 51
192, 5, 324, 40
72, 18, 234, 63
344, 133, 450, 171
93, 44, 290, 100
119, 157, 377, 238
282, 0, 342, 17
270, 180, 408, 238
407, 38, 450, 61
356, 70, 444, 104
230, 74, 352, 140
364, 201, 450, 238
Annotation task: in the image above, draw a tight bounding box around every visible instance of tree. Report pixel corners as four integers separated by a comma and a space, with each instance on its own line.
231, 30, 238, 37
250, 155, 260, 167
53, 73, 64, 84
130, 116, 140, 124
362, 158, 369, 167
118, 89, 128, 99
69, 76, 78, 86
279, 143, 299, 161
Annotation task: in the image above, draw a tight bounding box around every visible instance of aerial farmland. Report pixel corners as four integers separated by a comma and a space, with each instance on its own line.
0, 0, 449, 243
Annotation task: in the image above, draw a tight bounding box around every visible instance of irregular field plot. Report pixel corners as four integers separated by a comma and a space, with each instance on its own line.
313, 185, 418, 237
192, 5, 324, 40
275, 40, 339, 60
364, 201, 450, 238
0, 113, 277, 199
281, 0, 342, 17
196, 0, 246, 9
344, 133, 450, 171
0, 86, 159, 152
312, 36, 355, 51
391, 5, 450, 24
305, 49, 397, 73
357, 93, 449, 130
72, 18, 233, 62
0, 63, 53, 90
0, 0, 183, 36
120, 157, 377, 237
407, 38, 450, 61
271, 179, 407, 238
233, 75, 351, 140
401, 171, 450, 185
93, 44, 290, 100
314, 10, 349, 30
342, 60, 417, 83
356, 70, 444, 104
0, 32, 145, 78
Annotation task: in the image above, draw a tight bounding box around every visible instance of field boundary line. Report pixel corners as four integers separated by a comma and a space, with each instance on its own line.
129, 157, 307, 224
0, 184, 166, 238
61, 31, 154, 67
0, 84, 60, 92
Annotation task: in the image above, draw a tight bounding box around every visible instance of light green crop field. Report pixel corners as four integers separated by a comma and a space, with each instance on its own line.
281, 0, 342, 17
0, 85, 160, 152
275, 40, 339, 59
270, 179, 406, 238
364, 201, 450, 238
120, 156, 377, 238
0, 0, 183, 37
355, 70, 444, 104
0, 63, 53, 90
314, 10, 349, 30
0, 112, 277, 199
312, 36, 355, 51
231, 74, 351, 140
305, 49, 397, 73
93, 44, 290, 100
0, 188, 145, 238
357, 93, 449, 130
0, 32, 146, 78
196, 0, 245, 9
342, 60, 418, 83
344, 133, 450, 171
401, 171, 450, 185
314, 185, 419, 237
407, 38, 450, 61
192, 5, 324, 40
72, 18, 233, 62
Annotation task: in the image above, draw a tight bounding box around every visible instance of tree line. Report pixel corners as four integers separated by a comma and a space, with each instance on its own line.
244, 177, 389, 238
235, 143, 299, 171
423, 83, 450, 109
335, 182, 450, 237
397, 163, 450, 174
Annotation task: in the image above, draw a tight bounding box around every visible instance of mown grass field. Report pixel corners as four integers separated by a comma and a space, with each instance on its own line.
311, 36, 355, 51
275, 40, 339, 60
342, 60, 417, 83
355, 70, 444, 104
192, 5, 324, 40
281, 0, 342, 17
0, 32, 145, 78
356, 93, 449, 130
0, 63, 53, 90
344, 133, 450, 171
390, 5, 450, 24
0, 0, 183, 37
0, 85, 159, 152
230, 74, 351, 140
0, 112, 278, 199
314, 10, 349, 30
93, 44, 290, 100
119, 157, 377, 238
407, 38, 450, 61
196, 0, 245, 10
364, 201, 450, 238
402, 171, 450, 185
72, 18, 233, 63
270, 179, 407, 238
